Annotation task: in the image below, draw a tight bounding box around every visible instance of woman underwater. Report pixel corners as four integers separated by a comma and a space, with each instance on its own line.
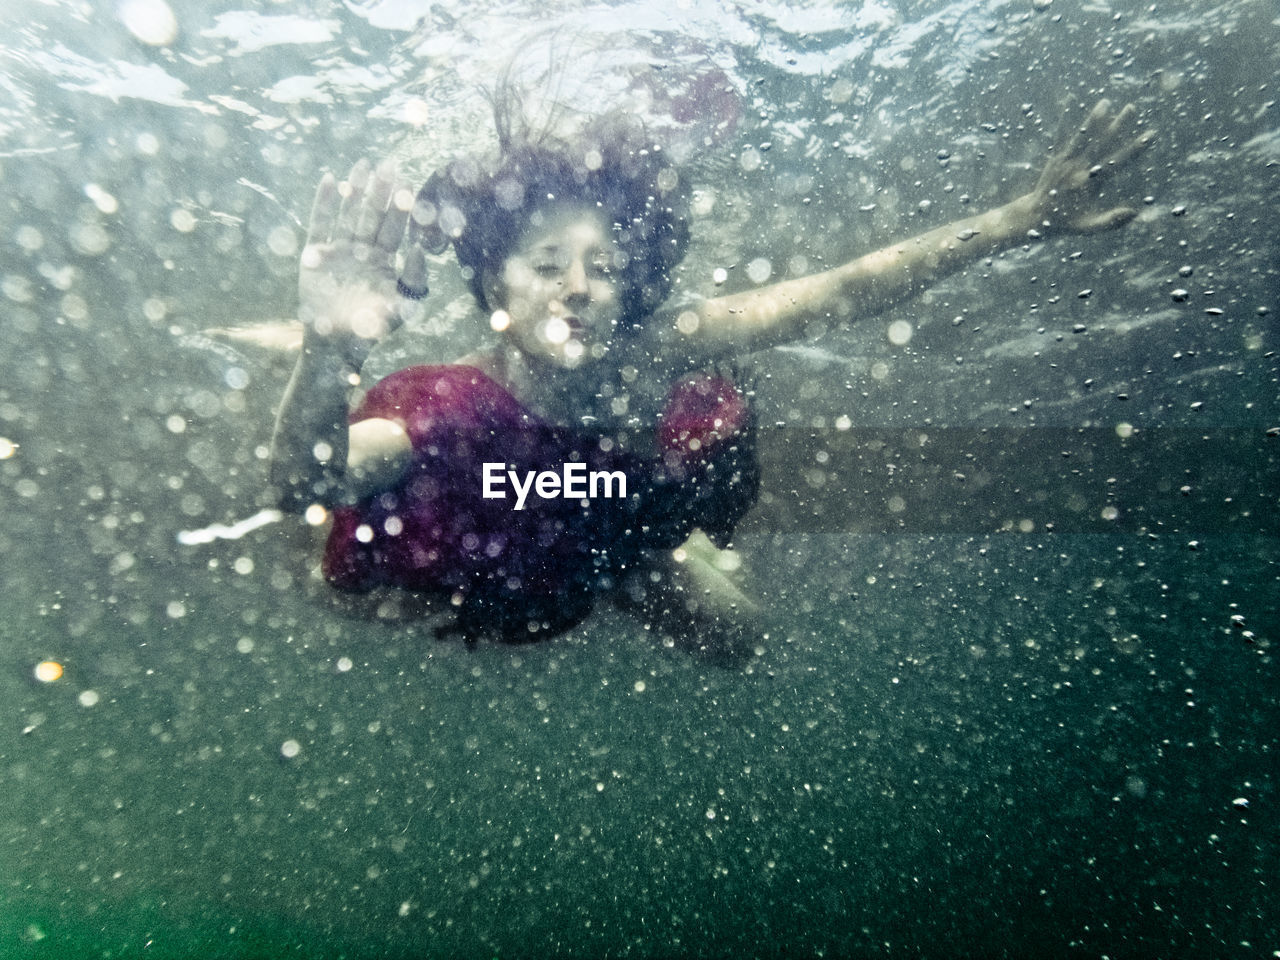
270, 88, 1152, 655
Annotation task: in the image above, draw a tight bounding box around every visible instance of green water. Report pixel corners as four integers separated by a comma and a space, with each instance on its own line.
1, 0, 1276, 956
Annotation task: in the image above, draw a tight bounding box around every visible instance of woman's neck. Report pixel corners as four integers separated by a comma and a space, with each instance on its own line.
471, 342, 617, 430
461, 342, 671, 455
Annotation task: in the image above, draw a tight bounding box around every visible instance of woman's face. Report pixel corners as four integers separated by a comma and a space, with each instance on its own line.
489, 204, 624, 369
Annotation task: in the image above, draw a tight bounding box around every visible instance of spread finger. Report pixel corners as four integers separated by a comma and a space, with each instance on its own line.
355, 162, 395, 242
397, 244, 430, 300
337, 158, 371, 238
307, 172, 339, 243
1105, 129, 1154, 171
375, 183, 412, 252
1054, 98, 1109, 167
1095, 103, 1139, 159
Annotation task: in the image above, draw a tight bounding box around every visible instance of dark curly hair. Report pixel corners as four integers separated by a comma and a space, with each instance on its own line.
411, 84, 692, 336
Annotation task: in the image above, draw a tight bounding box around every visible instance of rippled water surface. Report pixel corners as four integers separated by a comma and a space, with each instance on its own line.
1, 0, 1276, 957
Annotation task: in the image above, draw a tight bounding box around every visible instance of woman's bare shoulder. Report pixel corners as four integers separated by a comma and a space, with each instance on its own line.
452, 347, 502, 378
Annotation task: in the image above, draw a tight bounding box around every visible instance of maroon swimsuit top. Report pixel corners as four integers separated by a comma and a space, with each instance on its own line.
323, 365, 758, 641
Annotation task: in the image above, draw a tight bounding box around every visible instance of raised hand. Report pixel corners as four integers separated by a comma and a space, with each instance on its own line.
297, 158, 429, 368
1028, 99, 1154, 234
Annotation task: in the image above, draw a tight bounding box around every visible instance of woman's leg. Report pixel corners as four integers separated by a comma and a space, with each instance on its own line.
612, 530, 766, 665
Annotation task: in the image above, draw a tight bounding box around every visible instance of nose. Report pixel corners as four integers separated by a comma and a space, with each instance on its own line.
562, 259, 590, 305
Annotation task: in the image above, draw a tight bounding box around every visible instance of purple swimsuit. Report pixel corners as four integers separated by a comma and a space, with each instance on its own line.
323, 365, 758, 640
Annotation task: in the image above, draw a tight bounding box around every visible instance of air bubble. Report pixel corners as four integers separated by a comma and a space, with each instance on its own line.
118, 0, 178, 46
746, 258, 772, 283
85, 184, 118, 215
170, 209, 197, 233
267, 225, 297, 257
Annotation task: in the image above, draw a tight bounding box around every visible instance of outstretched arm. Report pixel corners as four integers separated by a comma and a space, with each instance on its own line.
269, 159, 425, 510
680, 99, 1153, 356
